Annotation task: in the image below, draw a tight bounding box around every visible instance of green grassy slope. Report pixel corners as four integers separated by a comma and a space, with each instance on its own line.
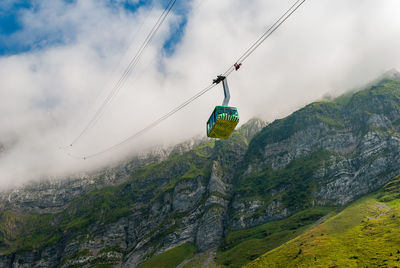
216, 207, 335, 268
233, 150, 333, 213
138, 243, 196, 268
245, 186, 400, 267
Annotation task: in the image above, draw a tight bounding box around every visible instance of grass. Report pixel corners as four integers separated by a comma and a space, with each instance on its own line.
193, 140, 215, 158
179, 249, 218, 267
245, 193, 400, 267
137, 243, 196, 268
217, 207, 334, 267
0, 212, 63, 254
378, 174, 400, 202
163, 162, 210, 191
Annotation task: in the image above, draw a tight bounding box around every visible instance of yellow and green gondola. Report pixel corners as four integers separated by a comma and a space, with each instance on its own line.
207, 106, 239, 139
206, 75, 239, 139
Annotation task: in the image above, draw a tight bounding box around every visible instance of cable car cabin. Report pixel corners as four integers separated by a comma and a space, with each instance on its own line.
207, 106, 239, 139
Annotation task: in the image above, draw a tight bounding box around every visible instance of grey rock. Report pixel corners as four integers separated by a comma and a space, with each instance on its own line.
172, 178, 206, 213
195, 205, 225, 251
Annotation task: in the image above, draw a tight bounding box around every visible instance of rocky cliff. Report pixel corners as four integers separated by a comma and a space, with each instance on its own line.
0, 117, 266, 267
1, 73, 400, 267
232, 77, 400, 230
0, 137, 205, 214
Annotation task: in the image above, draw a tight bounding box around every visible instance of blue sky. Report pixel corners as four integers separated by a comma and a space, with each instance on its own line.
0, 0, 188, 56
0, 1, 31, 54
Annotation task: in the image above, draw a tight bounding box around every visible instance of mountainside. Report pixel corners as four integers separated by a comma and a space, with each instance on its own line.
0, 137, 204, 214
1, 73, 400, 267
0, 118, 267, 267
246, 176, 400, 267
231, 77, 400, 230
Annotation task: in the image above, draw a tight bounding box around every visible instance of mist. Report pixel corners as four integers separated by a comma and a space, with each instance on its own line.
1, 0, 400, 188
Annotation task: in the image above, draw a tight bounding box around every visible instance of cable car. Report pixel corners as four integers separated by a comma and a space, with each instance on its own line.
207, 76, 239, 139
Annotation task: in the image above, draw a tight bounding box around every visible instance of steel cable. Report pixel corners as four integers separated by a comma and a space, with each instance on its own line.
70, 83, 216, 159
69, 0, 177, 146
68, 0, 306, 159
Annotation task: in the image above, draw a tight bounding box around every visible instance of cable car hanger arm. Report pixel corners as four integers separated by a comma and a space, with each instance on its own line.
212, 75, 230, 106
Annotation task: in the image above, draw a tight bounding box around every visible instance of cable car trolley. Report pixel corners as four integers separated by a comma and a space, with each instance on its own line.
206, 75, 239, 139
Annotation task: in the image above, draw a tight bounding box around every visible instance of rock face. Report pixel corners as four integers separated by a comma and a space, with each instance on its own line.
0, 138, 205, 214
232, 77, 400, 229
0, 117, 259, 267
2, 75, 400, 267
195, 162, 230, 251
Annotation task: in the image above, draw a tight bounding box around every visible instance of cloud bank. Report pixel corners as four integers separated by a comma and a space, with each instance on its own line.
1, 0, 400, 188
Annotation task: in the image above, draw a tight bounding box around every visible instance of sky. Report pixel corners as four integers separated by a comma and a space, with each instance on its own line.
1, 0, 400, 188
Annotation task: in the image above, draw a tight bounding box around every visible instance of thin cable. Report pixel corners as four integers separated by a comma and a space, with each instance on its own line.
68, 0, 306, 159
70, 83, 216, 159
69, 3, 156, 148
69, 0, 177, 146
238, 0, 305, 64
71, 0, 175, 146
223, 0, 306, 77
91, 2, 156, 107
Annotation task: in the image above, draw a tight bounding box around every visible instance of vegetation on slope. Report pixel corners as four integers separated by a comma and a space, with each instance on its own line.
217, 207, 335, 267
246, 183, 400, 267
137, 243, 196, 268
234, 150, 333, 214
378, 174, 400, 202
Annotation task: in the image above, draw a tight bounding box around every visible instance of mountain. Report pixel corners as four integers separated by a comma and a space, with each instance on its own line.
1, 72, 400, 267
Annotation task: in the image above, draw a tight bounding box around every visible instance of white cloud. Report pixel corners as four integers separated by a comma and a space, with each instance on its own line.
1, 0, 400, 188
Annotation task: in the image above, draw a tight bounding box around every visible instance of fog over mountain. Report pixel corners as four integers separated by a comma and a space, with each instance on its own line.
1, 0, 400, 187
